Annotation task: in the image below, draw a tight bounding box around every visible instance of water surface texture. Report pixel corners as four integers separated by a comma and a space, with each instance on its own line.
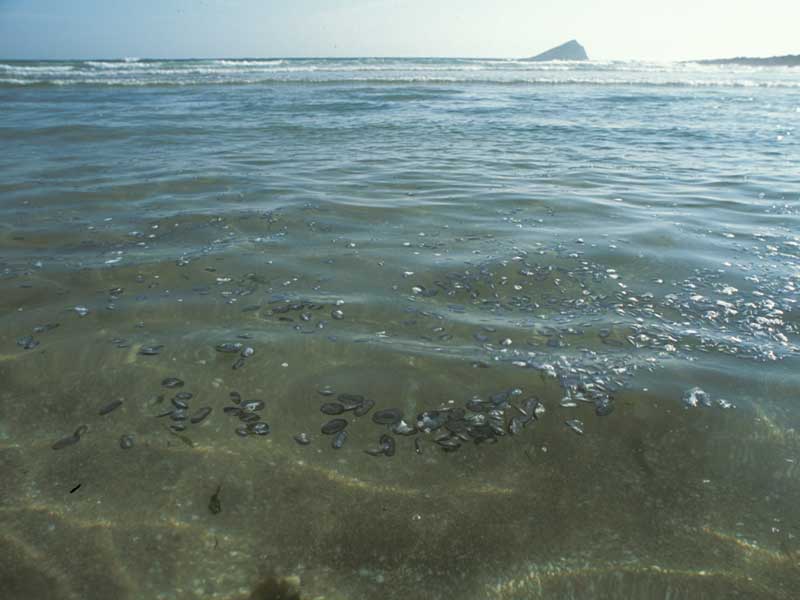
1, 58, 800, 599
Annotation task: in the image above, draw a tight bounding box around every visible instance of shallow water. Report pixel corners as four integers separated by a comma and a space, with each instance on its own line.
1, 58, 799, 599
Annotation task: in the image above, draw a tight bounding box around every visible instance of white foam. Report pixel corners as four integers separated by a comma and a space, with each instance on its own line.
0, 64, 74, 73
2, 59, 799, 88
213, 59, 285, 66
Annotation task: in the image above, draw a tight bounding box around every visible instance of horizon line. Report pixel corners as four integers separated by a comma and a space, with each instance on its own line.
0, 55, 731, 63
1, 50, 796, 63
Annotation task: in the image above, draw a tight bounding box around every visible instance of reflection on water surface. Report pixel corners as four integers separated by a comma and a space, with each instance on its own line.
1, 58, 799, 599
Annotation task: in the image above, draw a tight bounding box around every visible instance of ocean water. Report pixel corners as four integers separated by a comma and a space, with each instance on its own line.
1, 57, 799, 599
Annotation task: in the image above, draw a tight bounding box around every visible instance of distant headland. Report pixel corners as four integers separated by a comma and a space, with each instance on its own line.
694, 54, 800, 67
523, 40, 588, 62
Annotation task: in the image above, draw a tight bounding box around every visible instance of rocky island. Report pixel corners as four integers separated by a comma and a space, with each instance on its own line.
524, 39, 588, 61
695, 54, 800, 67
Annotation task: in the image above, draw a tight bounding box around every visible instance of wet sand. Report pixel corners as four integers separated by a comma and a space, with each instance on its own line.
2, 290, 799, 599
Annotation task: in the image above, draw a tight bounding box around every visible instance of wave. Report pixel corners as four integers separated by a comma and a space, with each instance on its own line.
83, 60, 166, 69
3, 58, 792, 74
2, 76, 798, 89
1, 58, 797, 89
0, 64, 75, 73
212, 59, 285, 66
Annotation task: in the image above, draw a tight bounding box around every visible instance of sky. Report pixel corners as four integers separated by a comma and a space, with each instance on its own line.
1, 0, 798, 61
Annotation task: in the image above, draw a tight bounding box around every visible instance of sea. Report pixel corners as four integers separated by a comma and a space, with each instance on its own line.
0, 57, 799, 599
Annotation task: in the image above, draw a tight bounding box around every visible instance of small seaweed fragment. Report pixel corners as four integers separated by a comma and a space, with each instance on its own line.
208, 485, 222, 515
